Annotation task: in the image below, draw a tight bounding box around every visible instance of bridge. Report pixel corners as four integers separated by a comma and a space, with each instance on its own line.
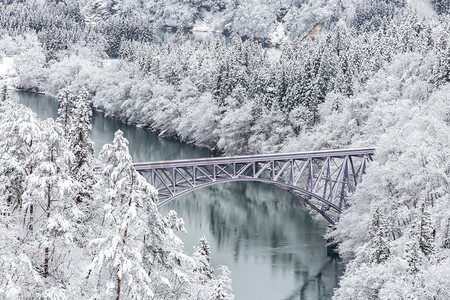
134, 148, 375, 224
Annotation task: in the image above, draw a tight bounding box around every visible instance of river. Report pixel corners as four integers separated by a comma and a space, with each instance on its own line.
12, 90, 343, 300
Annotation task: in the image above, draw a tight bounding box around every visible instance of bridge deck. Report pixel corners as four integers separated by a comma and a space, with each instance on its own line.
134, 148, 375, 169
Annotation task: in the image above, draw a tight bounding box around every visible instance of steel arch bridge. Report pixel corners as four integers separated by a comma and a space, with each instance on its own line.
134, 148, 375, 224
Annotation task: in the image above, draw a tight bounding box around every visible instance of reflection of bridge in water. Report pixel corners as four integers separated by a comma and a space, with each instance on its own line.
134, 148, 374, 224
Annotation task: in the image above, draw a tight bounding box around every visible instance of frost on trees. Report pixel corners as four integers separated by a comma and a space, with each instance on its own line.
87, 130, 155, 299
88, 130, 233, 299
0, 253, 45, 299
0, 101, 41, 220
406, 238, 423, 275
368, 207, 391, 265
419, 201, 435, 258
69, 88, 95, 206
193, 236, 214, 281
57, 87, 74, 137
22, 118, 77, 279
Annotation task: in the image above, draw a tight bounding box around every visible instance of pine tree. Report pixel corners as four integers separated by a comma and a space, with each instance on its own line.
87, 130, 155, 299
70, 88, 95, 205
419, 202, 434, 257
56, 87, 74, 137
88, 132, 231, 299
22, 119, 76, 278
0, 104, 41, 226
193, 236, 214, 281
405, 239, 422, 275
431, 0, 450, 14
434, 39, 450, 89
368, 207, 390, 264
1, 84, 7, 103
211, 266, 233, 300
443, 218, 450, 249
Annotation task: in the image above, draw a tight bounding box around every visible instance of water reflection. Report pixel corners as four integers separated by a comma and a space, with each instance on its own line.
159, 182, 343, 300
11, 90, 342, 299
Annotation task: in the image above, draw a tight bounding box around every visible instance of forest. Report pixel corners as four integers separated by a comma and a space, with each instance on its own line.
0, 0, 450, 298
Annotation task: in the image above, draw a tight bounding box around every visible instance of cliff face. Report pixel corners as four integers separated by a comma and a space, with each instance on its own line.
304, 21, 324, 40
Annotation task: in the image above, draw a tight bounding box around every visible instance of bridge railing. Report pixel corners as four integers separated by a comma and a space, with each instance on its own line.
133, 148, 375, 169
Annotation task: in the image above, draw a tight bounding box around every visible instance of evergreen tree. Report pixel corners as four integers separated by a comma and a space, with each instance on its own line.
405, 238, 422, 275
368, 207, 390, 264
70, 88, 95, 205
88, 130, 220, 299
443, 218, 450, 249
431, 0, 450, 14
211, 266, 233, 300
56, 87, 74, 137
419, 201, 434, 257
1, 84, 7, 103
0, 104, 41, 224
193, 236, 214, 280
87, 130, 154, 299
434, 40, 450, 89
22, 119, 76, 278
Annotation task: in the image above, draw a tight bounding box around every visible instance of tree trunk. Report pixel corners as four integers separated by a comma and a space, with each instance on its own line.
116, 276, 121, 300
29, 204, 34, 231
44, 246, 49, 278
44, 184, 51, 278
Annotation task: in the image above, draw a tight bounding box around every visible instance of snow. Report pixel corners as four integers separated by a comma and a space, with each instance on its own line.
5, 286, 21, 300
0, 56, 18, 87
193, 20, 215, 33
268, 23, 287, 46
407, 0, 437, 19
0, 0, 448, 299
266, 48, 281, 62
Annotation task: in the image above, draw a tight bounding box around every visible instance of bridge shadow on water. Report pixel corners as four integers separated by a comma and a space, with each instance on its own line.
159, 181, 344, 300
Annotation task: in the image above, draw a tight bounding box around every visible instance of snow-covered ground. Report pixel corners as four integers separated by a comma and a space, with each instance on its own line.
0, 56, 18, 87
268, 23, 288, 46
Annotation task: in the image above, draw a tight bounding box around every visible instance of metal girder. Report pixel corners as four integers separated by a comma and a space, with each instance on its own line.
134, 148, 375, 224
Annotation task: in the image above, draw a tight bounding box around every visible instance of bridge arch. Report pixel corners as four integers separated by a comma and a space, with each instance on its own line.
155, 178, 342, 224
135, 148, 374, 224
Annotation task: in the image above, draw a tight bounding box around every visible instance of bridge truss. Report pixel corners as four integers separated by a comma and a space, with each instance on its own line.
134, 148, 375, 224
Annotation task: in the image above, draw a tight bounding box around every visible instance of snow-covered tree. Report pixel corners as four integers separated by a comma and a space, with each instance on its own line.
57, 87, 75, 137
193, 236, 214, 280
406, 238, 422, 275
443, 219, 450, 249
0, 253, 45, 299
433, 40, 450, 89
1, 85, 7, 103
211, 266, 233, 300
88, 130, 234, 299
70, 88, 95, 205
0, 103, 41, 219
22, 119, 76, 278
368, 207, 391, 264
419, 201, 435, 257
87, 130, 154, 299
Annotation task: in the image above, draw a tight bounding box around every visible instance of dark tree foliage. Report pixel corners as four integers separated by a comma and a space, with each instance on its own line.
101, 15, 154, 58
431, 0, 450, 15
419, 202, 435, 257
